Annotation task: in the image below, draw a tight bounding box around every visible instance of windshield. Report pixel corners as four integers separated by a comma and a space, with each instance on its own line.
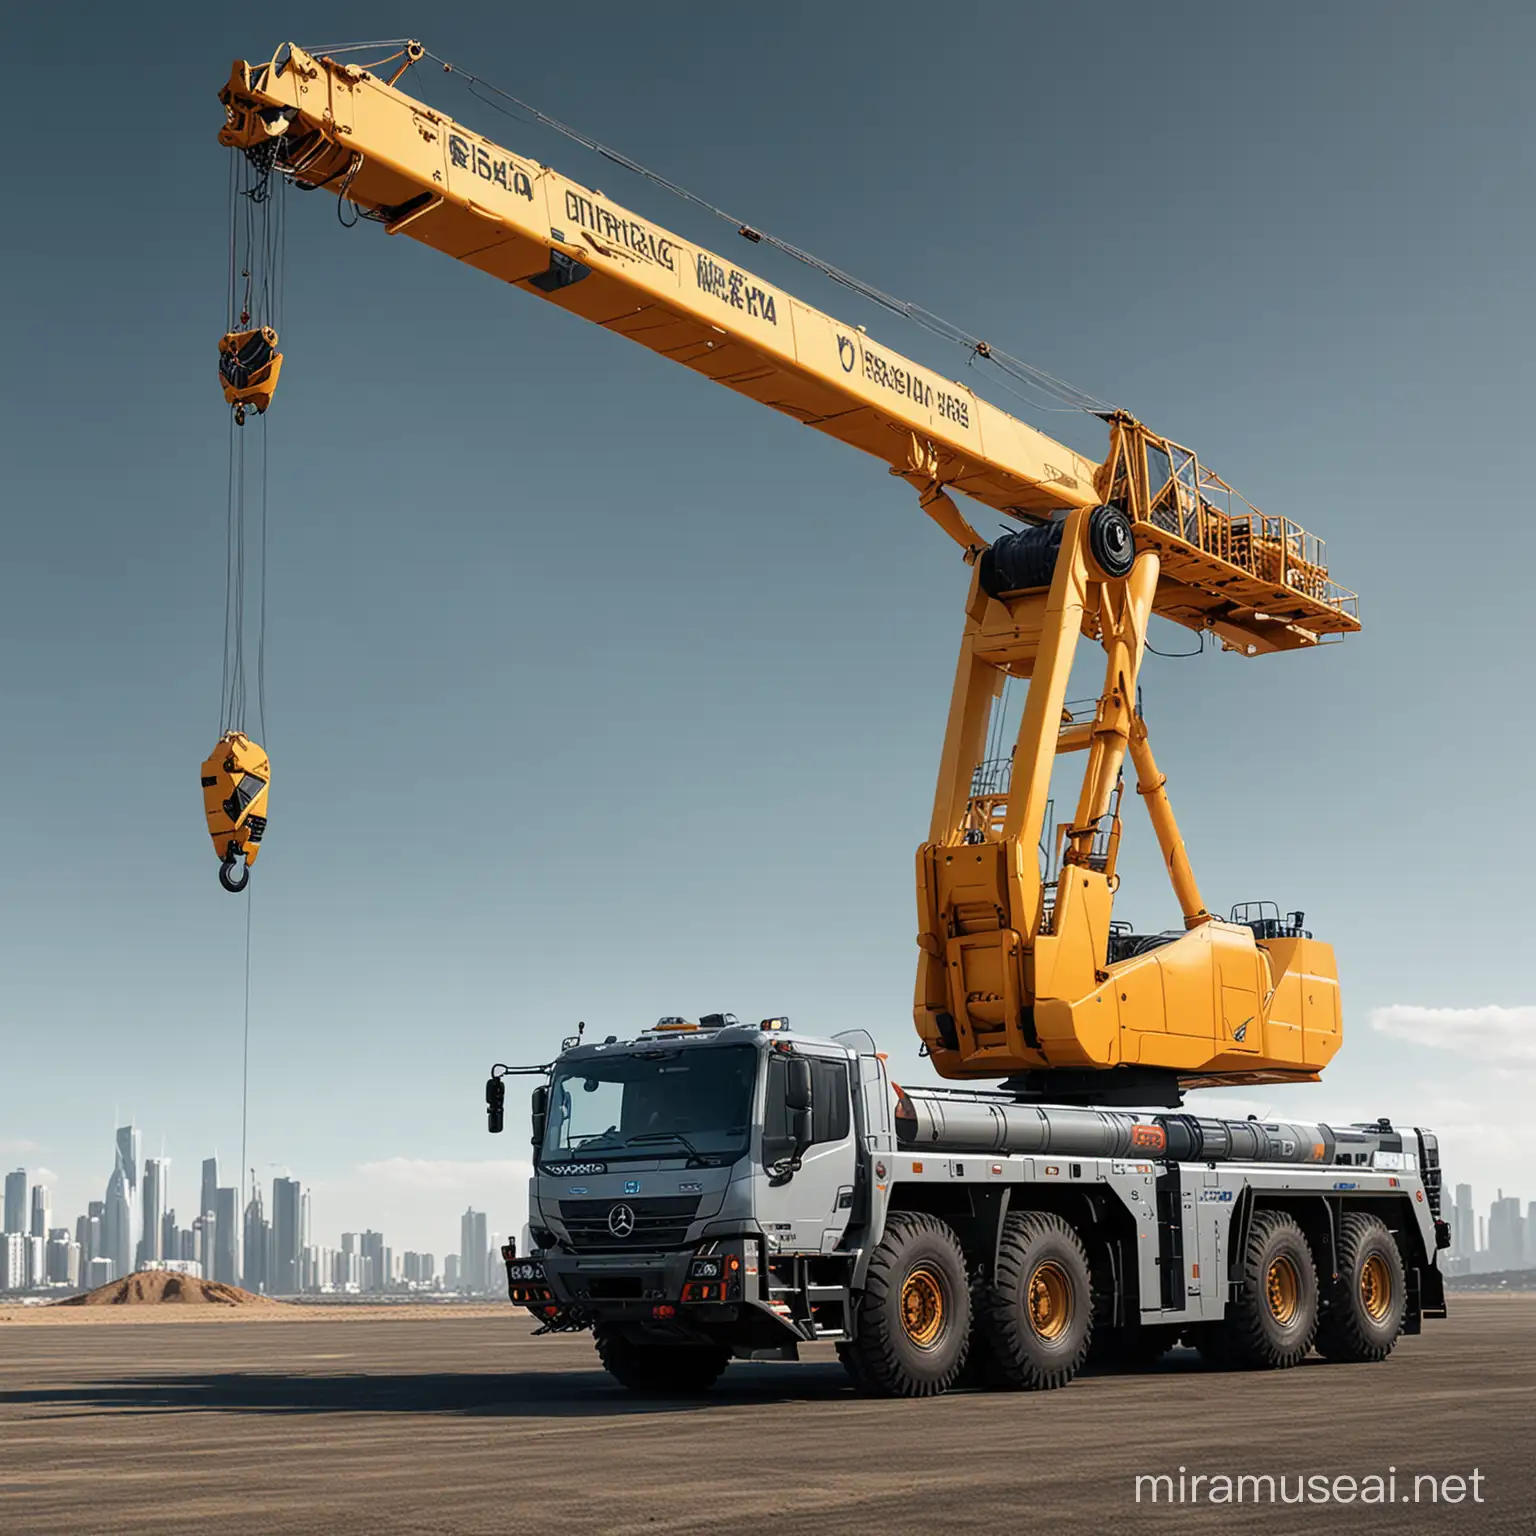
542, 1044, 757, 1164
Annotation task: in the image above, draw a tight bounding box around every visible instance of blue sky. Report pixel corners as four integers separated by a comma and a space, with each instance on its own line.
2, 2, 1532, 1255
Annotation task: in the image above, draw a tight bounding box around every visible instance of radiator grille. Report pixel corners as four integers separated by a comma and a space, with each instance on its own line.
556, 1195, 701, 1252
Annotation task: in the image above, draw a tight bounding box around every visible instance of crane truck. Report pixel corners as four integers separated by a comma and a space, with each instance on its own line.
214, 41, 1450, 1395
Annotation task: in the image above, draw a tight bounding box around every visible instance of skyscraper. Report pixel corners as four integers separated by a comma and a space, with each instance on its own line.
103, 1125, 141, 1280
214, 1187, 240, 1285
3, 1169, 25, 1235
271, 1177, 303, 1294
200, 1157, 219, 1231
1453, 1182, 1474, 1263
140, 1157, 167, 1266
461, 1209, 488, 1293
1489, 1191, 1524, 1273
30, 1183, 50, 1240
2, 1232, 25, 1290
359, 1230, 386, 1294
243, 1182, 268, 1294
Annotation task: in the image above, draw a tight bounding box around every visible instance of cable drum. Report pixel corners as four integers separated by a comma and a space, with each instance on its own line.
978, 521, 1065, 599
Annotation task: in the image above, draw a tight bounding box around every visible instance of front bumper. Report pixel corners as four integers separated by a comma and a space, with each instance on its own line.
505, 1243, 767, 1329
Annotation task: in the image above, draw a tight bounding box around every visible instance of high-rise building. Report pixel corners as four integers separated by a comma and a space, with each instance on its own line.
46, 1229, 75, 1286
30, 1182, 50, 1239
460, 1209, 488, 1292
1453, 1183, 1474, 1263
272, 1178, 303, 1294
445, 1253, 460, 1290
103, 1125, 141, 1281
2, 1169, 24, 1235
200, 1157, 219, 1233
214, 1187, 240, 1285
140, 1157, 168, 1267
243, 1182, 269, 1294
25, 1234, 45, 1288
2, 1232, 25, 1290
359, 1230, 387, 1294
1489, 1191, 1524, 1273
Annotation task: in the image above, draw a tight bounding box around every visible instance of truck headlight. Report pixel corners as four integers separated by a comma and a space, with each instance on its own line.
507, 1261, 544, 1282
689, 1257, 722, 1279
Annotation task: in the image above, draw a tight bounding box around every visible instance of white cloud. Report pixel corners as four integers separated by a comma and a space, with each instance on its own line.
1370, 1004, 1536, 1066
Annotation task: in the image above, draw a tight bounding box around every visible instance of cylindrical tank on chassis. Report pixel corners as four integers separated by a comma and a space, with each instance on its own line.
894, 1086, 1420, 1169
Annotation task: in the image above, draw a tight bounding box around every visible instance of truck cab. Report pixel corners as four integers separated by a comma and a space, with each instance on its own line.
504, 1016, 888, 1383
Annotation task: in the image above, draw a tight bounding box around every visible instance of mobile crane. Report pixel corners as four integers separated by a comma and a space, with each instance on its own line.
215, 42, 1446, 1395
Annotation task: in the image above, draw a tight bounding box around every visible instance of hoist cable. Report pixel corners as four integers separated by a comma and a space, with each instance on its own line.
257, 418, 269, 742
239, 887, 253, 1218
418, 49, 1115, 418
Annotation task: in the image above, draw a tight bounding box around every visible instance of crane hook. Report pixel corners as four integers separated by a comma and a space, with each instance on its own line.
219, 846, 251, 893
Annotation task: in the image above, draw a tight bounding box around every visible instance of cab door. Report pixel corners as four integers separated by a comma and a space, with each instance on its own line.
754, 1051, 857, 1255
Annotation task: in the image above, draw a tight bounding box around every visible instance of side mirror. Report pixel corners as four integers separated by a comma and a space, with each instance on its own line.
786, 1056, 813, 1112
486, 1074, 505, 1135
530, 1084, 549, 1151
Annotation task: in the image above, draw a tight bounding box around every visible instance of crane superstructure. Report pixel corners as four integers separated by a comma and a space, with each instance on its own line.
216, 42, 1361, 1103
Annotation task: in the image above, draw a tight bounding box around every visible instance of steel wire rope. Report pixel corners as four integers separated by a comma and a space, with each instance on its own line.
239, 887, 253, 1223
417, 49, 1115, 419
257, 417, 269, 742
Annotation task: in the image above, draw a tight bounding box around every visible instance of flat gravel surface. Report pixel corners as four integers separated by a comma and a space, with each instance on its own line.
2, 1296, 1531, 1534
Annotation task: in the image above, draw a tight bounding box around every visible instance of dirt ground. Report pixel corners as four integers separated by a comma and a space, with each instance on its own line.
2, 1295, 1531, 1534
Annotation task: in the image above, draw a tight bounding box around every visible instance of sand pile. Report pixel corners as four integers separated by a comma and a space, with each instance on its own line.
55, 1273, 280, 1308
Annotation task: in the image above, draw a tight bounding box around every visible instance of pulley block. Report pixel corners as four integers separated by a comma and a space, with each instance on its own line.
218, 326, 283, 420
200, 731, 270, 893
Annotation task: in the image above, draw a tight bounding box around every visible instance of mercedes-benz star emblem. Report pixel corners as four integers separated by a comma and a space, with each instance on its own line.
607, 1203, 636, 1238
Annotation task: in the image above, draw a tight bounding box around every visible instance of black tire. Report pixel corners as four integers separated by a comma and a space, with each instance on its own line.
1209, 1210, 1318, 1369
844, 1210, 970, 1397
593, 1325, 729, 1395
1316, 1213, 1406, 1363
977, 1211, 1093, 1390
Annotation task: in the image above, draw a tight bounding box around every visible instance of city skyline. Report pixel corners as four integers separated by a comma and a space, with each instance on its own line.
0, 1125, 512, 1297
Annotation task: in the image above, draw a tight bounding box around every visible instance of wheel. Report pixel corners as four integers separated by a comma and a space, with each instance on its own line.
1317, 1213, 1406, 1362
1090, 1322, 1177, 1372
844, 1210, 971, 1397
1209, 1209, 1318, 1369
593, 1325, 730, 1395
976, 1211, 1093, 1389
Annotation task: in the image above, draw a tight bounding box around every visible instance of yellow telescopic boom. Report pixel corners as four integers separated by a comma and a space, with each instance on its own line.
218, 43, 1361, 1101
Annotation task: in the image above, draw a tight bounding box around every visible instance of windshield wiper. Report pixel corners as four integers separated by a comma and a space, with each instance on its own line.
626, 1130, 714, 1167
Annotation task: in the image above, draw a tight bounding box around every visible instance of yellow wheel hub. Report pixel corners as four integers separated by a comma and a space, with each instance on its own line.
1265, 1255, 1300, 1326
1028, 1260, 1072, 1341
1360, 1253, 1392, 1322
900, 1265, 946, 1349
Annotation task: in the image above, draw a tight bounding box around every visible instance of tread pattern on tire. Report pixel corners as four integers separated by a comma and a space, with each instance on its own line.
1217, 1209, 1318, 1370
1316, 1212, 1405, 1363
977, 1210, 1093, 1390
845, 1209, 970, 1398
594, 1326, 729, 1395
